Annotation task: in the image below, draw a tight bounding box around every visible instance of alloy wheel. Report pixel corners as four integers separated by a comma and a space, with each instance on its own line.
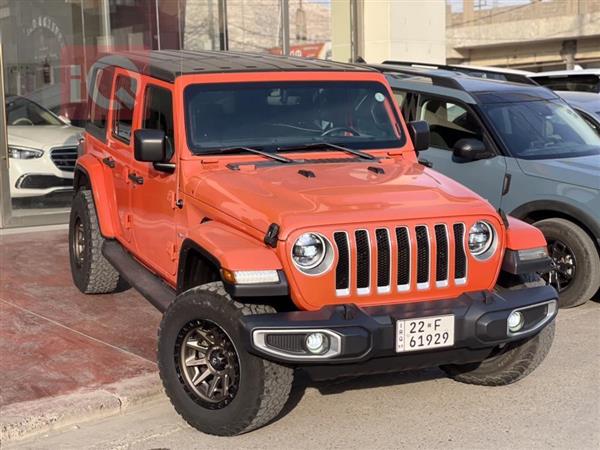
543, 239, 576, 293
176, 319, 240, 409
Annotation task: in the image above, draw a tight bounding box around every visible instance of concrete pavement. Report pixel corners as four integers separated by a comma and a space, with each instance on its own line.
8, 300, 600, 450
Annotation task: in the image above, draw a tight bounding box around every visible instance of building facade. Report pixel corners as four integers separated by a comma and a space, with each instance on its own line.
447, 0, 600, 70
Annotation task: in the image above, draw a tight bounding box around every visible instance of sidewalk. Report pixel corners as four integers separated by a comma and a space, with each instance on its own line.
0, 230, 163, 442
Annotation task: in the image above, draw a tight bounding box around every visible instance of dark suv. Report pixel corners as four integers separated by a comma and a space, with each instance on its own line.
376, 63, 600, 308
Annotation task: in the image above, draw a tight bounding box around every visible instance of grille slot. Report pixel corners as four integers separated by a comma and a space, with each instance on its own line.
50, 146, 78, 172
435, 224, 449, 287
333, 222, 468, 296
415, 226, 430, 289
375, 229, 391, 293
396, 227, 411, 290
453, 223, 467, 283
355, 230, 370, 294
333, 232, 350, 295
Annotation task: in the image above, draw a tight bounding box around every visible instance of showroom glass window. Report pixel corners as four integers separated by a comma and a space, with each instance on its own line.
112, 76, 137, 144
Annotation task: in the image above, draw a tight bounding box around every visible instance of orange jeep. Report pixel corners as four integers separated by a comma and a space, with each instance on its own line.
70, 51, 558, 436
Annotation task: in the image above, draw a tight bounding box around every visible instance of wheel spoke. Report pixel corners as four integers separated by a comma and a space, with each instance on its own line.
191, 367, 211, 385
195, 329, 215, 345
185, 355, 207, 367
208, 375, 221, 397
185, 339, 208, 351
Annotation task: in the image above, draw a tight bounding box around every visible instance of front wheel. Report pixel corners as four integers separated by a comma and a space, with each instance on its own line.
441, 321, 554, 386
158, 282, 293, 436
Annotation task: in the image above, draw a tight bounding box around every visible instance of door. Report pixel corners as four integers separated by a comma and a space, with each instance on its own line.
129, 82, 178, 278
413, 94, 507, 207
106, 71, 140, 244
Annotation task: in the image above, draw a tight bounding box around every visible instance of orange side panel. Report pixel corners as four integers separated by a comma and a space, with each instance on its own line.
185, 221, 282, 271
76, 154, 119, 238
505, 216, 547, 250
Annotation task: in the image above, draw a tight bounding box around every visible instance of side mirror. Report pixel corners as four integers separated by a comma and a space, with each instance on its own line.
408, 120, 430, 153
452, 138, 495, 161
134, 129, 167, 162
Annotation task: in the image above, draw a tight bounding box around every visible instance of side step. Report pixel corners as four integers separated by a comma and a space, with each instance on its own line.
102, 240, 175, 312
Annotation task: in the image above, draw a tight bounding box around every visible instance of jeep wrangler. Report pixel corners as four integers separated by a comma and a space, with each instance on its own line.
70, 51, 557, 436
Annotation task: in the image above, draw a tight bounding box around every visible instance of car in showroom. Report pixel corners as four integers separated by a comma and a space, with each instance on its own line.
70, 50, 557, 436
6, 95, 83, 200
378, 62, 600, 308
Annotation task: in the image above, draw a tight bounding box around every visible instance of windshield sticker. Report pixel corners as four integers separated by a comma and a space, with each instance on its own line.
375, 92, 385, 102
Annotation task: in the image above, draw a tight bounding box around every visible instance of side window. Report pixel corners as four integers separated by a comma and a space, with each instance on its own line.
417, 96, 483, 150
88, 66, 114, 140
112, 75, 137, 143
392, 89, 418, 122
143, 85, 174, 152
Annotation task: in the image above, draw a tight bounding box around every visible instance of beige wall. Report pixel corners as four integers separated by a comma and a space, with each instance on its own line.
332, 0, 446, 64
331, 0, 353, 62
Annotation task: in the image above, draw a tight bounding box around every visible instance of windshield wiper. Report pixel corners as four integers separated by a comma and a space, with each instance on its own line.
219, 146, 293, 163
276, 142, 376, 160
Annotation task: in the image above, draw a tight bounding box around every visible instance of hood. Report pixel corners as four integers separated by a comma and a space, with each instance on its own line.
7, 125, 83, 150
516, 155, 600, 190
185, 159, 496, 238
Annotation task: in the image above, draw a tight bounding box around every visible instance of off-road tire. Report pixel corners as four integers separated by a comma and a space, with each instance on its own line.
69, 189, 121, 294
534, 218, 600, 308
158, 282, 293, 436
441, 274, 555, 386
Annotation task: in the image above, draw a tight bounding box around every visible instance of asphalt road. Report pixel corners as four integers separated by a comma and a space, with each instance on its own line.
10, 300, 600, 450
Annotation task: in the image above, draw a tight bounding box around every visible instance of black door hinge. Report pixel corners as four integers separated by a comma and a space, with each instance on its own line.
102, 157, 115, 168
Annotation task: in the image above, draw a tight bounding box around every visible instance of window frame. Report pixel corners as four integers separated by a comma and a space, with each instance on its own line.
141, 82, 175, 156
111, 74, 138, 145
85, 64, 115, 143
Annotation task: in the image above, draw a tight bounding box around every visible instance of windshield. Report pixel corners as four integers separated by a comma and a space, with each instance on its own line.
5, 96, 64, 126
184, 81, 403, 153
482, 100, 600, 159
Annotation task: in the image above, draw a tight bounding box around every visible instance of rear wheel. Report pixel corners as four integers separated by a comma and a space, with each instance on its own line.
69, 190, 121, 294
158, 282, 293, 436
534, 218, 600, 308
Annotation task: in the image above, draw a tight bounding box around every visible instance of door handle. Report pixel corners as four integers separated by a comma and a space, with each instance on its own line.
419, 158, 433, 168
102, 157, 115, 168
128, 172, 144, 185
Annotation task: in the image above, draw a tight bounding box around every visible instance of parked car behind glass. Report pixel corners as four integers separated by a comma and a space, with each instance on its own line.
379, 64, 600, 308
6, 96, 83, 199
555, 90, 600, 136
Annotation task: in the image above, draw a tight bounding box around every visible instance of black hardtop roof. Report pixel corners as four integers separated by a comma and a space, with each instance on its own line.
94, 50, 375, 83
373, 63, 559, 103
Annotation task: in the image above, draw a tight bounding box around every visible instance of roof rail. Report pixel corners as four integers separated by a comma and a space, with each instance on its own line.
382, 60, 538, 86
368, 63, 467, 91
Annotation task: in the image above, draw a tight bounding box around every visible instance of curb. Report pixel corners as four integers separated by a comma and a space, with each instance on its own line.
0, 373, 163, 443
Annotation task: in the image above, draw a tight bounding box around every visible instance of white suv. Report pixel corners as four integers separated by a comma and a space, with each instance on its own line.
6, 96, 83, 198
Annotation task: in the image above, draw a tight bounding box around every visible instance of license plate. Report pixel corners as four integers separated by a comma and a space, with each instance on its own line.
396, 314, 455, 353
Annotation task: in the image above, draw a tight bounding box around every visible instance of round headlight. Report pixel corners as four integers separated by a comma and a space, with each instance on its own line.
292, 233, 326, 269
468, 221, 494, 257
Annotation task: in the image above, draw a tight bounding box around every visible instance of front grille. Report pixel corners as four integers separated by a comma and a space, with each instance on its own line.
333, 223, 468, 296
50, 146, 78, 172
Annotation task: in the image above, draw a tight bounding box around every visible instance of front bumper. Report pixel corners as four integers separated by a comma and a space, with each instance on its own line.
240, 285, 558, 368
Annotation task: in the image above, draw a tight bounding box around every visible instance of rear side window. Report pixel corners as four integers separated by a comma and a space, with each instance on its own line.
87, 66, 114, 141
417, 96, 483, 150
112, 75, 137, 143
143, 85, 174, 149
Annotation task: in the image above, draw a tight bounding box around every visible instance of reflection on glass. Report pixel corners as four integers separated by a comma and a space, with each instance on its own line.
5, 95, 82, 214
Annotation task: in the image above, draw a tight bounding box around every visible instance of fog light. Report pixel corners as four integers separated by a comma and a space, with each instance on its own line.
305, 332, 329, 354
508, 311, 525, 332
